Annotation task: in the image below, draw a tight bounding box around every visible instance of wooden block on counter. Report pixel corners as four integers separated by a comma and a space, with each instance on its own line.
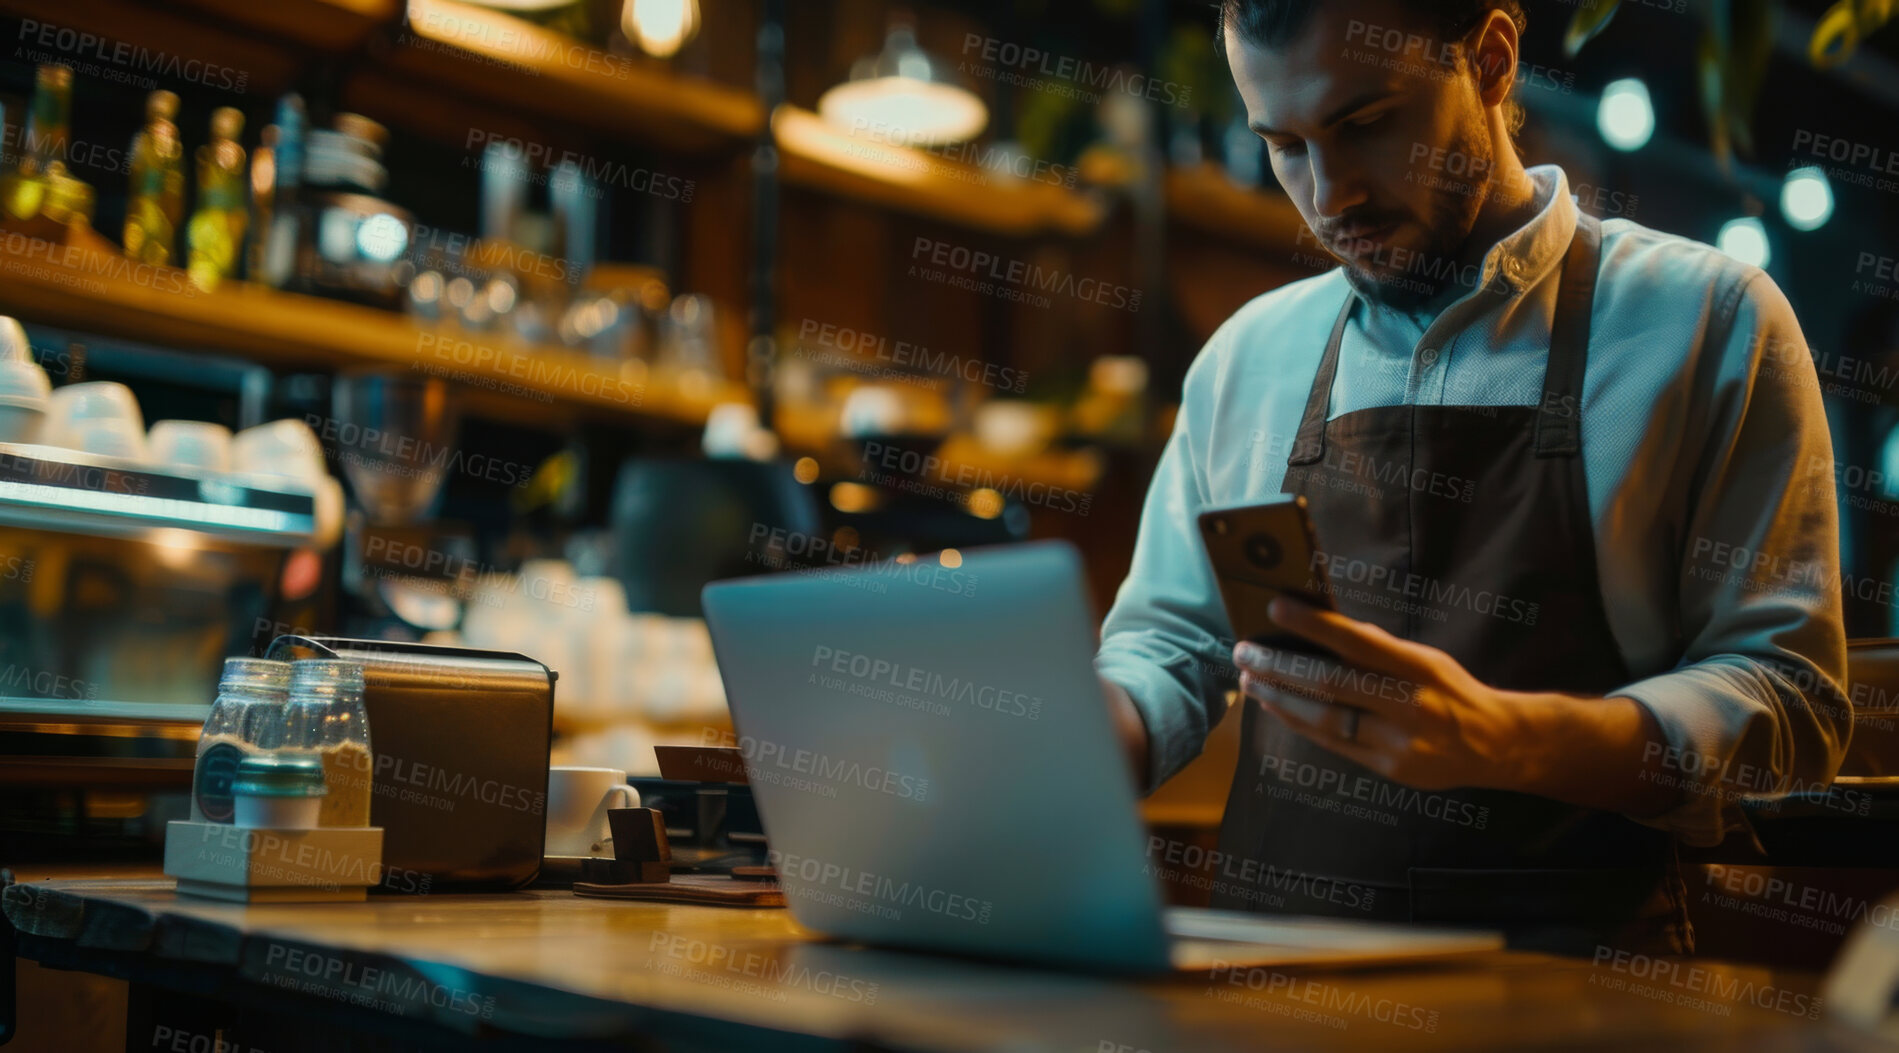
163, 820, 384, 903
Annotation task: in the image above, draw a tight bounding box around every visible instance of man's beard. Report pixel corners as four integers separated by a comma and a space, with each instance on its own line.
1335, 196, 1475, 312
1326, 129, 1493, 313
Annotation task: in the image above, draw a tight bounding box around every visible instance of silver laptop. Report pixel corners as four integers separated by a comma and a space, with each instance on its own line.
701, 540, 1500, 974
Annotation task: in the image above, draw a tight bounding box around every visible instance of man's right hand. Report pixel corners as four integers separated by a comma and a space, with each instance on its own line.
1101, 679, 1152, 794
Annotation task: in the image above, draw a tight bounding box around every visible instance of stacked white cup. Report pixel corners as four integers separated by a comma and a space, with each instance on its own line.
43, 381, 147, 460
0, 318, 50, 444
149, 420, 234, 473
231, 418, 344, 546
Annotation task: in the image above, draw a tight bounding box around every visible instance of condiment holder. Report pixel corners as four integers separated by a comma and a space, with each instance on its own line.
163, 818, 385, 903
165, 752, 382, 903
168, 662, 386, 903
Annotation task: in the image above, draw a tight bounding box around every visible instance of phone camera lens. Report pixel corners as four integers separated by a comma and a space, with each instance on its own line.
1243, 533, 1283, 570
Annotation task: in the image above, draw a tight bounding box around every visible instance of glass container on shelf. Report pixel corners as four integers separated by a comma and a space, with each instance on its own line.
1, 64, 96, 226
186, 107, 248, 290
124, 90, 186, 265
659, 293, 719, 374
1071, 355, 1151, 445
190, 657, 293, 824
297, 113, 414, 309
269, 659, 373, 828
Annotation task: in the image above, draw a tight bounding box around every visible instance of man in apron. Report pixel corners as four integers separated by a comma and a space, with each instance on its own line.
1096, 0, 1849, 955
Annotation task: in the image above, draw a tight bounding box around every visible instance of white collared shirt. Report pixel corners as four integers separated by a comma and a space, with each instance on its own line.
1097, 165, 1849, 847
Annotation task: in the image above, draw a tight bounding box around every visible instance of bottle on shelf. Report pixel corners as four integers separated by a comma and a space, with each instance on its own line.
299, 112, 413, 309
247, 124, 278, 282
275, 659, 374, 828
186, 107, 248, 290
0, 64, 96, 227
123, 89, 186, 265
258, 94, 306, 288
190, 657, 293, 824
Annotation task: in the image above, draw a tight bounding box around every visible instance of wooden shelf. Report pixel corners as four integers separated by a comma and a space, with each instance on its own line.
168, 0, 400, 52
8, 0, 760, 153
0, 234, 1109, 490
930, 433, 1105, 496
384, 0, 765, 154
1166, 162, 1307, 250
774, 107, 1108, 239
5, 0, 1108, 238
772, 404, 1106, 496
0, 237, 746, 429
0, 0, 310, 96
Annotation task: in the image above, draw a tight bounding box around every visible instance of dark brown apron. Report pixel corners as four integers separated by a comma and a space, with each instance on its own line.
1210, 215, 1690, 955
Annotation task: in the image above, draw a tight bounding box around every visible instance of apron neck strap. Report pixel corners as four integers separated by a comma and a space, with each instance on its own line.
1533, 212, 1601, 457
1287, 291, 1354, 466
1284, 211, 1604, 469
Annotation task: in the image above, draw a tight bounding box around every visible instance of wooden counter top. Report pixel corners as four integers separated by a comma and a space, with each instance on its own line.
3, 874, 1874, 1051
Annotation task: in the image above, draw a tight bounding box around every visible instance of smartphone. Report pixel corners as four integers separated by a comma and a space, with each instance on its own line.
1197, 495, 1338, 659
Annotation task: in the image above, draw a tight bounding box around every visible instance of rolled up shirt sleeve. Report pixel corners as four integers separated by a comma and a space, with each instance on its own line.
1613, 271, 1851, 847
1096, 337, 1239, 789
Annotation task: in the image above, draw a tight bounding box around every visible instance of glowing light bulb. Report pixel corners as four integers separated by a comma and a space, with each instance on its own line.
1597, 78, 1654, 152
1780, 167, 1834, 232
623, 0, 700, 59
355, 213, 407, 262
1717, 218, 1771, 268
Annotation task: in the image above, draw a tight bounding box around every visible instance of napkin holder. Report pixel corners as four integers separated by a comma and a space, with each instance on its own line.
266, 635, 555, 892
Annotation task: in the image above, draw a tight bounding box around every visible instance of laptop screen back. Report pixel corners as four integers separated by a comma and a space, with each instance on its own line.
702, 541, 1171, 973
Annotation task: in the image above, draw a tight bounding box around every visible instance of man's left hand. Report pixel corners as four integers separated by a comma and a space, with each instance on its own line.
1231, 597, 1539, 793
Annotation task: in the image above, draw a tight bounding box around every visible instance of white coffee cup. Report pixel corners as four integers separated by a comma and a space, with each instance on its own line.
0, 317, 30, 363
44, 381, 147, 460
545, 765, 638, 857
232, 418, 326, 483
0, 357, 51, 443
61, 417, 148, 460
0, 400, 43, 444
149, 420, 234, 473
0, 358, 50, 401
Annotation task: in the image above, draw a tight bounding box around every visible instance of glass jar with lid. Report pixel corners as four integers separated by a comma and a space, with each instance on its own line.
190, 658, 292, 823
232, 753, 327, 829
271, 659, 374, 827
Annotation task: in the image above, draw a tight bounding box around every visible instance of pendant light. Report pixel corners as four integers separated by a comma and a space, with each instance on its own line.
623, 0, 701, 59
817, 15, 987, 148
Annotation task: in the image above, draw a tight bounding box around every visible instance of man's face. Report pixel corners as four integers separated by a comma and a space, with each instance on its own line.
1228, 3, 1500, 309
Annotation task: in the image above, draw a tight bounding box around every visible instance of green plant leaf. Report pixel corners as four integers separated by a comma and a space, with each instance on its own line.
1723, 0, 1775, 158
1854, 0, 1895, 33
1697, 25, 1732, 169
1159, 24, 1223, 121
1564, 0, 1624, 57
1811, 0, 1861, 67
1694, 0, 1772, 168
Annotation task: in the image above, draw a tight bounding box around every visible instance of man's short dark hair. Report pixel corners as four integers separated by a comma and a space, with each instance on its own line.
1217, 0, 1530, 136
1217, 0, 1526, 51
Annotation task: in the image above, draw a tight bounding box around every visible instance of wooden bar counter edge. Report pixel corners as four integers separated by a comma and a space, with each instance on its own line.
1, 873, 1878, 1052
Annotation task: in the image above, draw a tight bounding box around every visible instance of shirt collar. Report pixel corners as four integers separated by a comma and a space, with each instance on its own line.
1379, 165, 1577, 327
1483, 164, 1576, 297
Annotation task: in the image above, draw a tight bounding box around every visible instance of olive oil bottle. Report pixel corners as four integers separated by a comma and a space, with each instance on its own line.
186, 107, 247, 290
0, 64, 96, 226
123, 90, 185, 265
